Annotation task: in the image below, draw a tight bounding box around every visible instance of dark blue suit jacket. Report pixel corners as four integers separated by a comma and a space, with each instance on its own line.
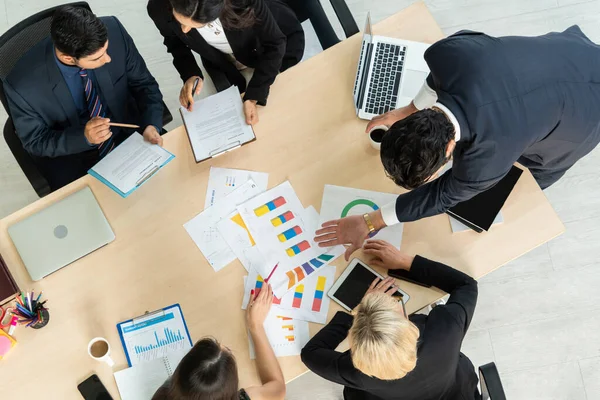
393, 26, 600, 222
4, 16, 164, 158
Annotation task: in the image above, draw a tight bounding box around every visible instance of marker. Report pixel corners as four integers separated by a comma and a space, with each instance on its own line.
8, 316, 18, 335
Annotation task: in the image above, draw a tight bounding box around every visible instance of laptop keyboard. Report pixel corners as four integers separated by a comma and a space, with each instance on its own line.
365, 43, 406, 115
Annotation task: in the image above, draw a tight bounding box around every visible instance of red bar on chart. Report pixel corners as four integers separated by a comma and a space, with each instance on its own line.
278, 226, 303, 242
311, 276, 326, 312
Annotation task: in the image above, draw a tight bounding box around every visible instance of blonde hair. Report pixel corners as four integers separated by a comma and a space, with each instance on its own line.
349, 293, 420, 380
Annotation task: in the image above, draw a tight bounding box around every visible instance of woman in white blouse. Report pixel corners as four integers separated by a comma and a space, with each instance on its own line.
148, 0, 305, 124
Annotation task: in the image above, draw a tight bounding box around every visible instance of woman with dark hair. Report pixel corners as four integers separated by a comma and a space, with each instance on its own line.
147, 0, 305, 125
151, 283, 286, 400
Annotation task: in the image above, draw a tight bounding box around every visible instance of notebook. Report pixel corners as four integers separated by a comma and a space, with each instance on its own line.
114, 349, 187, 400
0, 253, 19, 305
446, 166, 523, 233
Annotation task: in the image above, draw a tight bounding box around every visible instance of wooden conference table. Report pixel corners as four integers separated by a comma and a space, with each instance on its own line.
0, 2, 564, 398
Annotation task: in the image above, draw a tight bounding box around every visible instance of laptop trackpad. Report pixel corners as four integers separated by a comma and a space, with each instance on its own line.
401, 70, 429, 98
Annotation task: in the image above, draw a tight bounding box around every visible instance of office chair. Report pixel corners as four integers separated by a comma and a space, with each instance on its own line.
284, 0, 360, 50
0, 2, 173, 197
479, 362, 507, 400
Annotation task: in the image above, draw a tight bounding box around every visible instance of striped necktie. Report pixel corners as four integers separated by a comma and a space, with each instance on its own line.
79, 69, 114, 156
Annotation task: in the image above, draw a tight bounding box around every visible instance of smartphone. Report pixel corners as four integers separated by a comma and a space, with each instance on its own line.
387, 268, 432, 288
77, 374, 113, 400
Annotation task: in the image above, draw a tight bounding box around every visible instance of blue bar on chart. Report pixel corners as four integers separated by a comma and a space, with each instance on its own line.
133, 327, 186, 354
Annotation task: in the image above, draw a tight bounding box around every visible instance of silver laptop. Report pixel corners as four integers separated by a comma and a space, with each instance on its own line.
8, 186, 115, 281
353, 13, 431, 120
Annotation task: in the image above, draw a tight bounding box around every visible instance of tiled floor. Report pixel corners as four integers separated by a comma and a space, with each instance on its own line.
2, 1, 600, 399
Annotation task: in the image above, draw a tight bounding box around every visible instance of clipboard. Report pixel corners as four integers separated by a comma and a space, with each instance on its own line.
117, 304, 193, 367
180, 86, 256, 163
88, 134, 175, 198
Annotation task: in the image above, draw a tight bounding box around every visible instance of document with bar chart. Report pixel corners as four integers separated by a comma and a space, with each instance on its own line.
237, 184, 342, 297
117, 304, 193, 367
248, 313, 309, 359
242, 264, 336, 324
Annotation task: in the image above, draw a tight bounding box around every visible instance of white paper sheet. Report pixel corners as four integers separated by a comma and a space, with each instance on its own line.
318, 185, 404, 248
184, 180, 263, 271
90, 133, 173, 194
242, 264, 336, 324
248, 310, 310, 359
180, 86, 255, 162
236, 182, 343, 297
205, 167, 269, 209
114, 349, 187, 400
449, 211, 504, 233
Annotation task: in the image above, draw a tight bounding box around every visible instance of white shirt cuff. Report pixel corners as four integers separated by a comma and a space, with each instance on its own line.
412, 81, 438, 110
381, 201, 400, 226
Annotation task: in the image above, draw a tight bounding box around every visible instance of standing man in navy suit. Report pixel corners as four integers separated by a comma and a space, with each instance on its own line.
4, 6, 165, 190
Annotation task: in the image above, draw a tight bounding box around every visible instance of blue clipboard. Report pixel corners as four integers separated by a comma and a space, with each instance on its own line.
88, 147, 175, 198
116, 303, 193, 367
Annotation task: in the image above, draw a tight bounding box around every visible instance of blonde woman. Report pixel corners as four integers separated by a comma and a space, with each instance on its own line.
301, 240, 480, 400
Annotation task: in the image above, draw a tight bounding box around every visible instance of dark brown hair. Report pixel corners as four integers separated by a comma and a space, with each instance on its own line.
159, 338, 239, 400
169, 0, 256, 29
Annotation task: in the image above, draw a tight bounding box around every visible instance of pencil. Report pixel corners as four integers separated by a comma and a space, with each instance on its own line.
35, 291, 43, 303
108, 122, 140, 129
265, 262, 280, 283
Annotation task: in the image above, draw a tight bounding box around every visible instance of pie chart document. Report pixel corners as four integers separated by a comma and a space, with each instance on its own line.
318, 185, 404, 249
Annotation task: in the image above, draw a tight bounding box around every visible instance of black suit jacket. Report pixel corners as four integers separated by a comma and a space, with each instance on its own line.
301, 256, 479, 400
392, 26, 600, 222
147, 0, 304, 105
4, 16, 164, 158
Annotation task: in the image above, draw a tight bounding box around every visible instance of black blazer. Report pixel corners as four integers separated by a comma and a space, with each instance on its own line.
147, 0, 304, 105
301, 256, 479, 400
392, 26, 600, 222
4, 17, 164, 158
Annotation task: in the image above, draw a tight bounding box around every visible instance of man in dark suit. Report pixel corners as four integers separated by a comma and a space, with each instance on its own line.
4, 6, 165, 191
315, 26, 600, 259
302, 240, 480, 400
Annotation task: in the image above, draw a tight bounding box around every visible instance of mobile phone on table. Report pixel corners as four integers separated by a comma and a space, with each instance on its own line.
77, 374, 113, 400
387, 268, 432, 288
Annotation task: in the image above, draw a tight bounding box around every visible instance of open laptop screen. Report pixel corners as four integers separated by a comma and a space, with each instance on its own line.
353, 14, 374, 110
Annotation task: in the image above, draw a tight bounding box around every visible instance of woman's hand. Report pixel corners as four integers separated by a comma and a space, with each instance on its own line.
180, 76, 203, 111
247, 283, 273, 332
244, 100, 259, 125
364, 276, 398, 297
363, 240, 414, 271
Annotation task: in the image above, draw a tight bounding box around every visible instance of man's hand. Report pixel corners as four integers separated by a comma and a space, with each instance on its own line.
179, 76, 203, 111
143, 125, 163, 146
365, 102, 418, 133
247, 283, 273, 332
243, 100, 259, 125
363, 240, 414, 271
84, 117, 111, 145
314, 215, 371, 261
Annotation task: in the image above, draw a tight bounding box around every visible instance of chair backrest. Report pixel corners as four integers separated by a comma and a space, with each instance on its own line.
283, 0, 359, 50
0, 2, 91, 115
479, 362, 507, 400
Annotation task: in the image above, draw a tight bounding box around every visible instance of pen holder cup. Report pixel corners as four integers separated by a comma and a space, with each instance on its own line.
31, 309, 50, 330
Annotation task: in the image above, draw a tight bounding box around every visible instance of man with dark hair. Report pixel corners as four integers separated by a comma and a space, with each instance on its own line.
316, 27, 600, 260
4, 6, 165, 190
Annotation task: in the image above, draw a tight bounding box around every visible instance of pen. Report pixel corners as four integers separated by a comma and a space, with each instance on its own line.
108, 122, 140, 129
188, 77, 200, 108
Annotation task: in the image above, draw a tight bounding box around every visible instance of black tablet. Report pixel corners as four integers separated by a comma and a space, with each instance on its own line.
328, 258, 410, 312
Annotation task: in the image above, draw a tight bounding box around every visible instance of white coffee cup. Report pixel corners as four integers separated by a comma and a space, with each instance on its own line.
88, 337, 115, 367
368, 124, 389, 150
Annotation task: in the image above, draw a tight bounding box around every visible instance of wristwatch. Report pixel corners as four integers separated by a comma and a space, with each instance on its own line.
363, 213, 376, 235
